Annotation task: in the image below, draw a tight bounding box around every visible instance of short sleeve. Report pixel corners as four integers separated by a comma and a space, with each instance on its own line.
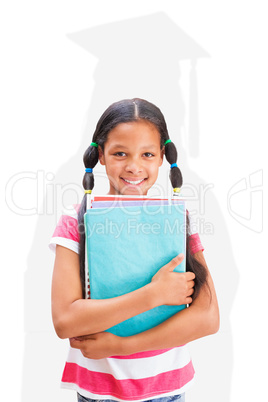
187, 210, 204, 255
49, 204, 80, 254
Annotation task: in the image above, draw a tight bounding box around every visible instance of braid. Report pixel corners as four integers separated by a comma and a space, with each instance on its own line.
77, 143, 99, 298
164, 138, 209, 299
164, 139, 183, 190
186, 213, 209, 300
82, 144, 99, 192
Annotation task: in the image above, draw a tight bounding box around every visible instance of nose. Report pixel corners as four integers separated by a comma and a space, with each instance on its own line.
125, 157, 143, 174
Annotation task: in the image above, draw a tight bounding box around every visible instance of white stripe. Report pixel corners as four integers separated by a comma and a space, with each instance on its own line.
49, 237, 79, 254
66, 346, 191, 380
61, 378, 195, 402
187, 211, 199, 235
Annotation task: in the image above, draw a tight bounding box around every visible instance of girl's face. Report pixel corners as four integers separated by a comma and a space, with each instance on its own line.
98, 120, 164, 195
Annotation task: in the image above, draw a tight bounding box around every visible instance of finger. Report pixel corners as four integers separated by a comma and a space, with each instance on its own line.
188, 280, 195, 289
163, 253, 185, 272
69, 336, 92, 348
185, 271, 195, 280
185, 297, 193, 304
69, 338, 82, 349
72, 335, 89, 341
188, 287, 195, 296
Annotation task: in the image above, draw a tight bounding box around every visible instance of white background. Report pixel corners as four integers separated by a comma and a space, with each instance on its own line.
1, 1, 267, 401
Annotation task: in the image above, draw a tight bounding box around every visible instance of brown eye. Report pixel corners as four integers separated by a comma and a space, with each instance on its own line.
143, 152, 154, 157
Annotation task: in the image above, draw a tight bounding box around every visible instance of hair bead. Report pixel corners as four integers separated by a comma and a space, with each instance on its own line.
173, 187, 181, 193
85, 168, 93, 173
90, 142, 98, 148
170, 163, 178, 169
84, 190, 92, 194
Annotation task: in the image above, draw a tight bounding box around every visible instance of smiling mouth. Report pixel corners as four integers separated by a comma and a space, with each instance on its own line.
121, 178, 147, 185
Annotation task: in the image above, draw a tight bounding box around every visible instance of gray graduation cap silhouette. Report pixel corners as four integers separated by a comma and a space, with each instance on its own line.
67, 12, 209, 157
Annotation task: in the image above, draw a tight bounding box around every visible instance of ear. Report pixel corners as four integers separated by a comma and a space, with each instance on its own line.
98, 146, 105, 165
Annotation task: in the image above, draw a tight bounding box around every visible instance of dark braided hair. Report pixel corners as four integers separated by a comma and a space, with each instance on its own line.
78, 98, 208, 299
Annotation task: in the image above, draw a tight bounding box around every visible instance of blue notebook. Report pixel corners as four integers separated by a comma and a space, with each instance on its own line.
84, 201, 186, 337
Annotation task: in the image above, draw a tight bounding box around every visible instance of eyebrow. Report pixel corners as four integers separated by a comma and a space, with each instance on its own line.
110, 144, 159, 150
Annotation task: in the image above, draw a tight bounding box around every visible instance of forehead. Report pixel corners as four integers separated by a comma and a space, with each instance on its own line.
106, 120, 161, 148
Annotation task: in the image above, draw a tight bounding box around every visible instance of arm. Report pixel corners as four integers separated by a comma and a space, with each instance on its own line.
124, 251, 219, 353
70, 250, 219, 359
51, 245, 195, 339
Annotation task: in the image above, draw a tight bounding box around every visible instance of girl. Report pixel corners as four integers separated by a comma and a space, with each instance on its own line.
50, 98, 219, 402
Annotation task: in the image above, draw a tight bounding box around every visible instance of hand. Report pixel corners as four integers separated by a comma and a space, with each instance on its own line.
151, 253, 195, 306
69, 332, 122, 359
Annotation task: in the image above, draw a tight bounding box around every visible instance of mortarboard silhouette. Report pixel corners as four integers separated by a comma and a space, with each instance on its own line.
67, 12, 210, 158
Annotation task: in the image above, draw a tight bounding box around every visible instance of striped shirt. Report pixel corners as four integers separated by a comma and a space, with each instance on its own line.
49, 204, 204, 401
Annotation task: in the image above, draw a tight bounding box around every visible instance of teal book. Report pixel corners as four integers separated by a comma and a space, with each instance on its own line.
84, 201, 186, 337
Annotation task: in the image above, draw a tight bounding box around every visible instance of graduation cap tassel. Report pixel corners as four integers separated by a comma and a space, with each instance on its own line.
189, 59, 200, 158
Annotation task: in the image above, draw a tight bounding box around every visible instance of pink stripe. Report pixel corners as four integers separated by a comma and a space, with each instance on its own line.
191, 245, 204, 254
62, 361, 194, 400
111, 348, 174, 359
93, 196, 166, 201
73, 204, 81, 213
53, 215, 79, 242
188, 233, 204, 255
